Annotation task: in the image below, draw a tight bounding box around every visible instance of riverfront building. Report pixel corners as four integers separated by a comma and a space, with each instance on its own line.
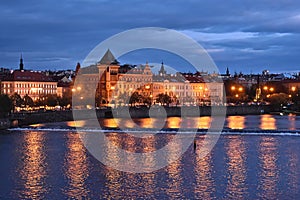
0, 56, 57, 101
78, 49, 224, 106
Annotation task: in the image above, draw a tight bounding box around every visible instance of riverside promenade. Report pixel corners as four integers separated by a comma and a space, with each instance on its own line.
11, 105, 275, 126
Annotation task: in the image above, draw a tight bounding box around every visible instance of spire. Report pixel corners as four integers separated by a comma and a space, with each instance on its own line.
19, 53, 24, 70
75, 62, 81, 75
143, 61, 152, 75
159, 61, 166, 75
98, 49, 117, 65
226, 67, 230, 76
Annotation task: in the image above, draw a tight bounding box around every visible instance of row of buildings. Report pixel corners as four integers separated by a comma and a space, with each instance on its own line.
0, 55, 73, 101
1, 50, 300, 107
75, 50, 224, 106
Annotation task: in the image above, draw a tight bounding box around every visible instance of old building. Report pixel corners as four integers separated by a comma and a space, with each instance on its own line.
0, 55, 57, 101
77, 49, 224, 106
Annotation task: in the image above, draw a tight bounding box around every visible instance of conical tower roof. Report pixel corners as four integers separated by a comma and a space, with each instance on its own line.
98, 49, 116, 65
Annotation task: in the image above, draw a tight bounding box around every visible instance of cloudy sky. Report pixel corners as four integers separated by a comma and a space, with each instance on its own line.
1, 0, 300, 74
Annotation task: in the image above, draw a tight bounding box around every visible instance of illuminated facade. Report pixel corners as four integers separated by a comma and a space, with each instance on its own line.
0, 56, 57, 101
79, 50, 224, 106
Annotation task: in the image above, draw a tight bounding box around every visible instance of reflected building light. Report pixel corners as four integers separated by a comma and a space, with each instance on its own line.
166, 117, 181, 129
139, 118, 155, 128
288, 114, 296, 131
227, 116, 245, 129
260, 115, 276, 130
258, 137, 279, 198
102, 118, 119, 128
67, 120, 86, 128
224, 135, 247, 199
165, 134, 183, 199
63, 133, 89, 198
18, 132, 47, 199
194, 137, 214, 199
196, 116, 211, 129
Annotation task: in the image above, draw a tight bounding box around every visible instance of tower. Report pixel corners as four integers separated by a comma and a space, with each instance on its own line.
19, 54, 24, 71
159, 61, 166, 75
226, 67, 230, 76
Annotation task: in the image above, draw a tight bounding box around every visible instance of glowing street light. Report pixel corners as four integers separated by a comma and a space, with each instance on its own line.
291, 86, 296, 92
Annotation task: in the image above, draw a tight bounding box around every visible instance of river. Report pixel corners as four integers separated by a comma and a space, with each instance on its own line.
1, 114, 300, 199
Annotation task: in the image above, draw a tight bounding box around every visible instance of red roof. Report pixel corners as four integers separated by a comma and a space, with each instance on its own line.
1, 70, 55, 82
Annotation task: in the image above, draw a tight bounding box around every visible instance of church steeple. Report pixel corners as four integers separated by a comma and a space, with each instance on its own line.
19, 54, 24, 71
159, 61, 166, 75
226, 67, 230, 76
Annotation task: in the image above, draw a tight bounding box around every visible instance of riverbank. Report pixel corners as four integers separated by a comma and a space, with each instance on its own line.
9, 105, 281, 126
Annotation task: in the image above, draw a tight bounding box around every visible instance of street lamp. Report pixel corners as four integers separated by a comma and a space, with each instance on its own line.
263, 86, 268, 91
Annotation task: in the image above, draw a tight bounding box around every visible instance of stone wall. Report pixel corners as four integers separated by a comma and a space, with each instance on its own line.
16, 105, 274, 126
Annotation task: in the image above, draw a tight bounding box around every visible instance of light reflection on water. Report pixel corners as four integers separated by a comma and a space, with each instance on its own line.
260, 115, 277, 130
194, 136, 215, 199
3, 115, 300, 199
227, 116, 245, 129
258, 137, 279, 198
224, 135, 247, 199
94, 114, 300, 130
286, 144, 300, 199
15, 131, 48, 199
63, 132, 90, 198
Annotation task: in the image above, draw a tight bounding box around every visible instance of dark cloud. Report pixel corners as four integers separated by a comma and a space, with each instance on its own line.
0, 0, 300, 73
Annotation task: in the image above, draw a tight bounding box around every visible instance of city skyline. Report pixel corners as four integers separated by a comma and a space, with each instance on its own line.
1, 1, 300, 73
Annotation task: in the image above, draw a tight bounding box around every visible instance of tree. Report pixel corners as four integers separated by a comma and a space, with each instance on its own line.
46, 94, 58, 107
183, 96, 195, 105
10, 93, 23, 110
156, 93, 172, 106
58, 96, 70, 108
142, 96, 152, 106
129, 92, 142, 106
23, 94, 34, 107
0, 94, 12, 116
268, 93, 289, 106
118, 92, 130, 106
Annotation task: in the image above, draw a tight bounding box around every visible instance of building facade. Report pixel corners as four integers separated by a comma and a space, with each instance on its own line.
0, 56, 57, 101
78, 50, 224, 106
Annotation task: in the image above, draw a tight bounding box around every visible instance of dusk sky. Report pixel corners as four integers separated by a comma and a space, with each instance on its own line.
1, 0, 300, 74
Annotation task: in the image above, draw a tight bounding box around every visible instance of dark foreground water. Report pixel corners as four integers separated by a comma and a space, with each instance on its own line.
1, 115, 300, 199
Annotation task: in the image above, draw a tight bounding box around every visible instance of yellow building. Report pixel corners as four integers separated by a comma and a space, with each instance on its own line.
77, 50, 224, 106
